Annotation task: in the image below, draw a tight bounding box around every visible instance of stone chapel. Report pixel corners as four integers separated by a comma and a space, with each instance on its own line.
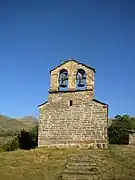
38, 59, 108, 148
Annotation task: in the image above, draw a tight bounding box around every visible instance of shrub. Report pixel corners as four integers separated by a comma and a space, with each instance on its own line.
18, 129, 33, 150
108, 115, 129, 144
18, 125, 38, 150
29, 125, 38, 148
0, 125, 38, 152
2, 136, 19, 151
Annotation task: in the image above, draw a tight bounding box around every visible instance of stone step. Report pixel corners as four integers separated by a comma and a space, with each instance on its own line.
65, 160, 98, 170
65, 166, 98, 172
63, 168, 99, 175
69, 158, 92, 162
68, 161, 97, 166
69, 159, 96, 163
62, 174, 101, 180
68, 160, 96, 164
66, 162, 97, 166
61, 157, 100, 180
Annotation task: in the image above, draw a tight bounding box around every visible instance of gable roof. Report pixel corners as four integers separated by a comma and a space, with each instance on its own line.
37, 101, 48, 108
37, 98, 107, 108
92, 99, 108, 105
50, 59, 96, 73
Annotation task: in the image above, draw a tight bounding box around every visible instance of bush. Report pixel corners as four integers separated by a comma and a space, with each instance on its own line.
18, 125, 38, 150
108, 115, 129, 144
0, 129, 20, 137
18, 129, 33, 150
2, 136, 19, 151
29, 125, 38, 148
0, 125, 38, 152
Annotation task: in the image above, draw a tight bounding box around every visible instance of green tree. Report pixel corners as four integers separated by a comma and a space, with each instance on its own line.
18, 129, 33, 150
2, 136, 19, 151
108, 115, 130, 144
0, 125, 38, 152
29, 125, 38, 148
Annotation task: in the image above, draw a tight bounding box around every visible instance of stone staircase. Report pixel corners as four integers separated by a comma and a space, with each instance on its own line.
59, 156, 101, 180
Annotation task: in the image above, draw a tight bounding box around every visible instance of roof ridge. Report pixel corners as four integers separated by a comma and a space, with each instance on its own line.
50, 59, 96, 73
92, 99, 108, 105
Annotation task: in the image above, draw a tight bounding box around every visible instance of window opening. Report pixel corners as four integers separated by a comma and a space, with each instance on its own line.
76, 69, 86, 90
58, 69, 68, 91
69, 100, 73, 106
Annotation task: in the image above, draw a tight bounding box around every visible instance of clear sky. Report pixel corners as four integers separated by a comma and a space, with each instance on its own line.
0, 0, 135, 118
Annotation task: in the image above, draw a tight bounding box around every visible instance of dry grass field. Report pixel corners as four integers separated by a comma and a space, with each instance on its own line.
0, 145, 135, 180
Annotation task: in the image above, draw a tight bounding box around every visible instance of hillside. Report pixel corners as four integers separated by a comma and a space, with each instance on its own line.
0, 114, 37, 147
0, 114, 37, 132
16, 116, 38, 127
0, 145, 135, 180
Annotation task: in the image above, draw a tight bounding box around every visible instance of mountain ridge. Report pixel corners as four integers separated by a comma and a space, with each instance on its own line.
0, 114, 37, 132
0, 114, 38, 147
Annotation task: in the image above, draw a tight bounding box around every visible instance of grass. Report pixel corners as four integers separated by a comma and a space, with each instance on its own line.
0, 145, 135, 179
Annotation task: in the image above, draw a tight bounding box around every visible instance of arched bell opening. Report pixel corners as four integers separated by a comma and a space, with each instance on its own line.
58, 69, 68, 91
76, 69, 86, 90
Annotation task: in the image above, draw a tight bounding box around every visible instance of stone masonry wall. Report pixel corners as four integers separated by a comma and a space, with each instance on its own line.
129, 132, 135, 145
38, 91, 108, 148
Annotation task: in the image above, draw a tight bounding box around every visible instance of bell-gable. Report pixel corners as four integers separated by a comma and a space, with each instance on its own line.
50, 59, 95, 93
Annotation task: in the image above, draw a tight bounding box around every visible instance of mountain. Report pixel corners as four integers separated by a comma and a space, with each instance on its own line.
0, 114, 37, 132
0, 114, 37, 147
16, 116, 38, 127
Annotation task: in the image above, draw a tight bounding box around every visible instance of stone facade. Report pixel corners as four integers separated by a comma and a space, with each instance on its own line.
38, 59, 108, 148
129, 130, 135, 145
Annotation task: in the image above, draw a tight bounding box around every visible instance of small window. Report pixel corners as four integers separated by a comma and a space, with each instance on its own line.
69, 100, 73, 106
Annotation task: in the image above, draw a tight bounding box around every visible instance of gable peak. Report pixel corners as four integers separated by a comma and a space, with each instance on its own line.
50, 59, 96, 73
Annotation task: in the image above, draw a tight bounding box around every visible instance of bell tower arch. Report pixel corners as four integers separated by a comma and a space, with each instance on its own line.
58, 69, 68, 91
50, 59, 95, 96
76, 69, 86, 90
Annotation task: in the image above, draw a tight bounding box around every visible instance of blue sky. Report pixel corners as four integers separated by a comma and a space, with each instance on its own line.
0, 0, 135, 118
